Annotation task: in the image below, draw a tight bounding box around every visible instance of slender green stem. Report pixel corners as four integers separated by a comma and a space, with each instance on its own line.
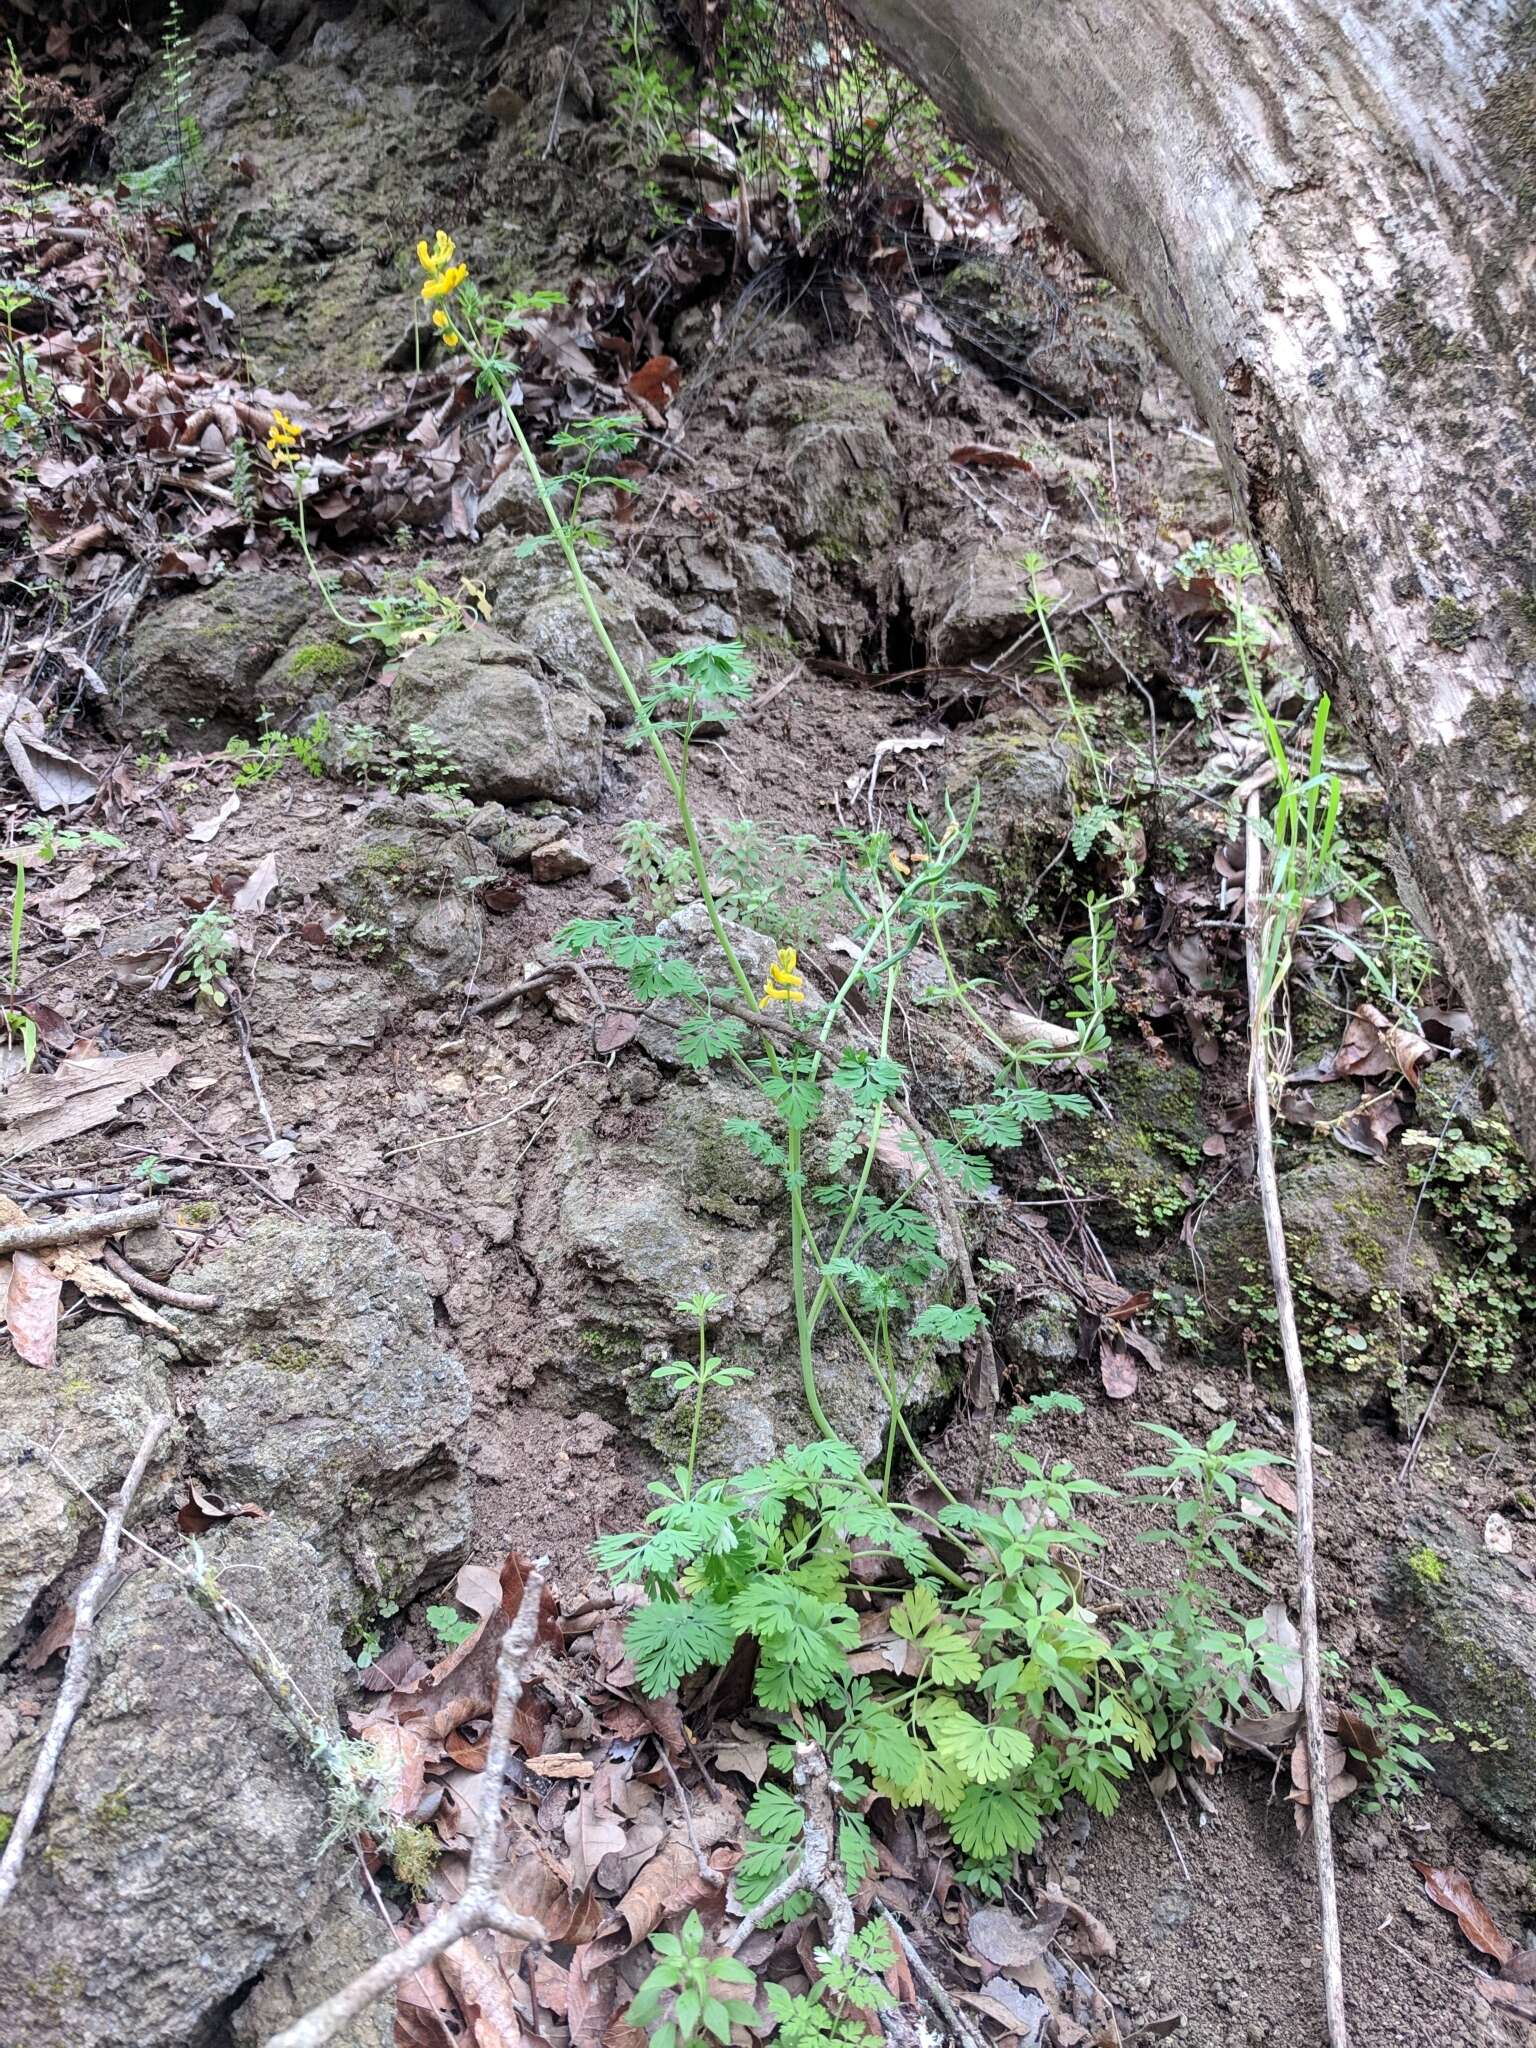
787, 1127, 836, 1440
685, 1309, 707, 1497
290, 478, 352, 633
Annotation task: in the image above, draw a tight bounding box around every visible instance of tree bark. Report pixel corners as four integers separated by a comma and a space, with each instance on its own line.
845, 0, 1536, 1149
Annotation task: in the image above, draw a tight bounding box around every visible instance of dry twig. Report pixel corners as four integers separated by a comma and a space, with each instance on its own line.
0, 1411, 172, 1912
0, 1199, 161, 1255
724, 1741, 851, 1957
1243, 785, 1349, 2048
101, 1245, 221, 1312
879, 1909, 987, 2048
264, 1566, 552, 2048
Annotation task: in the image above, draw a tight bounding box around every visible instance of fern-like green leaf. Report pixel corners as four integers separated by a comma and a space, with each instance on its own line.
623, 1598, 736, 1696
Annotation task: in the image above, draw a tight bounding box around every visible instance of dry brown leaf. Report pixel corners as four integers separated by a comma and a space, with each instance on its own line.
1250, 1465, 1298, 1517
360, 1720, 430, 1821
176, 1479, 269, 1533
615, 1809, 740, 1946
1043, 1887, 1116, 1959
501, 1551, 564, 1651
232, 850, 279, 914
187, 793, 240, 842
564, 1772, 628, 1896
6, 1251, 60, 1368
1259, 1600, 1303, 1713
1098, 1334, 1137, 1401
1412, 1863, 1515, 1965
23, 1601, 76, 1671
1474, 1973, 1536, 2023
948, 443, 1034, 471
1289, 1733, 1356, 1817
626, 355, 682, 411
439, 1930, 525, 2048
968, 1899, 1068, 1970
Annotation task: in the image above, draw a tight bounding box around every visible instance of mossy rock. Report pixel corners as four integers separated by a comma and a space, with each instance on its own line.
1195, 1151, 1449, 1382
126, 572, 348, 739
1046, 1047, 1208, 1247
1385, 1505, 1536, 1849
936, 253, 1150, 415
326, 795, 498, 992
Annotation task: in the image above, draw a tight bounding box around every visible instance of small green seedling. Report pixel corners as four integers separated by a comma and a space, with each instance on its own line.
425, 1603, 477, 1649
627, 1910, 758, 2048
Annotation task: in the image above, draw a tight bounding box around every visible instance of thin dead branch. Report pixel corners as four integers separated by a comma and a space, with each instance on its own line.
264, 1566, 552, 2048
880, 1909, 988, 2048
0, 1199, 161, 1255
100, 1245, 221, 1311
724, 1740, 850, 1957
0, 1411, 172, 1911
1243, 785, 1349, 2048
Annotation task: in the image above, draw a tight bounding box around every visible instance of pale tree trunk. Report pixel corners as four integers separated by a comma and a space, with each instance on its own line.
846, 0, 1536, 1149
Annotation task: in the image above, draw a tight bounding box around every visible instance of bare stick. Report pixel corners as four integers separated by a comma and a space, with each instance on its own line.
265, 1567, 552, 2048
232, 998, 278, 1147
468, 964, 575, 1021
1244, 786, 1349, 2048
101, 1245, 221, 1312
655, 1745, 723, 1889
0, 1200, 161, 1255
724, 1742, 849, 1956
0, 1412, 171, 1911
880, 1909, 988, 2048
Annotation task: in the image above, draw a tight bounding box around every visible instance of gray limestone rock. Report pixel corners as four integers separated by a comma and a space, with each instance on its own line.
324, 793, 499, 992
390, 629, 603, 806
125, 573, 362, 739
0, 1518, 351, 2048
177, 1222, 472, 1601
0, 1323, 177, 1663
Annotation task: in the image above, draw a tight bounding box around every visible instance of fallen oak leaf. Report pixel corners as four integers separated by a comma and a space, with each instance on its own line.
968, 1899, 1069, 1970
359, 1718, 429, 1820
1412, 1863, 1515, 1965
5, 1250, 60, 1368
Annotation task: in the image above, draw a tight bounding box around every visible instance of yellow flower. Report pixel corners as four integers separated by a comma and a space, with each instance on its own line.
760, 947, 806, 1006
431, 308, 462, 348
421, 262, 468, 302
416, 229, 455, 276
265, 406, 302, 468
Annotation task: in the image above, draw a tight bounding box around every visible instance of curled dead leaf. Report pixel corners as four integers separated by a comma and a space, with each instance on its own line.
1412, 1863, 1515, 1965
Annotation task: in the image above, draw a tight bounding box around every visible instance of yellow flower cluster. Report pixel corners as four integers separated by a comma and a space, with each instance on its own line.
265, 407, 301, 467
417, 229, 467, 345
760, 947, 806, 1006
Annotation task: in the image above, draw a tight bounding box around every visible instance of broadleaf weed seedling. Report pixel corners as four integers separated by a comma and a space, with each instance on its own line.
176, 904, 235, 1006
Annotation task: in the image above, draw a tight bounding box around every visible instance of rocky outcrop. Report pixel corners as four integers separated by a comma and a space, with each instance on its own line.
178, 1222, 472, 1602
125, 572, 363, 739
0, 1518, 353, 2048
0, 1323, 177, 1663
520, 1059, 957, 1469
0, 1222, 471, 2046
390, 627, 604, 806
1384, 1506, 1536, 1851
324, 792, 501, 992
